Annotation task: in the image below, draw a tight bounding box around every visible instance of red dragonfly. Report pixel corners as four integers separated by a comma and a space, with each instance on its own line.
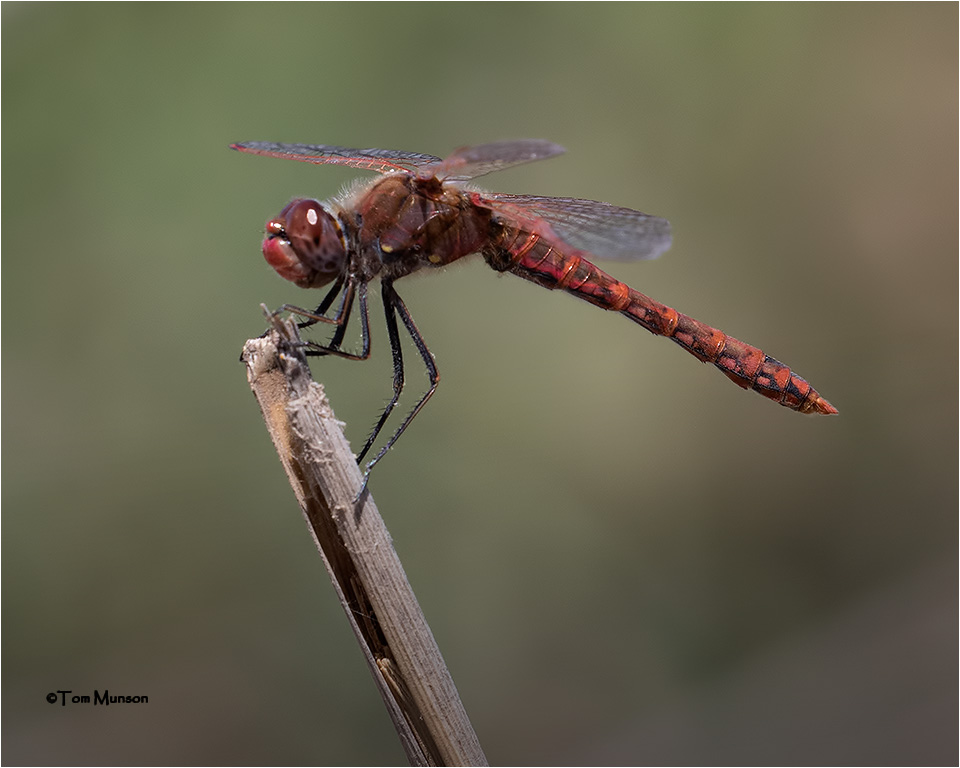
232, 140, 837, 486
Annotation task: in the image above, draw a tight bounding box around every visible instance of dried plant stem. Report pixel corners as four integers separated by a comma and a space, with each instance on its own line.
241, 315, 487, 767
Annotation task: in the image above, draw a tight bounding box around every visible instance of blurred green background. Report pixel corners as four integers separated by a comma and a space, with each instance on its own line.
3, 3, 956, 765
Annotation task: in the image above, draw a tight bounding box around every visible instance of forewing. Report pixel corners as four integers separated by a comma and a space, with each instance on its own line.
479, 193, 673, 261
230, 142, 443, 175
435, 140, 566, 181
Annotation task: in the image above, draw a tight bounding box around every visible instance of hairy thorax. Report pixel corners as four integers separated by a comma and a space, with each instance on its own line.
345, 175, 492, 282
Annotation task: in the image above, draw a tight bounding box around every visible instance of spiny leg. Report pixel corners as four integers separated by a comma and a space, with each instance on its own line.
274, 272, 347, 331
301, 278, 371, 362
357, 280, 440, 495
356, 279, 407, 466
311, 276, 358, 352
253, 278, 346, 357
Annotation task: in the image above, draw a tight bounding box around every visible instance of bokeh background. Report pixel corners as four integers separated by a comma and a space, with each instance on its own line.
3, 4, 956, 765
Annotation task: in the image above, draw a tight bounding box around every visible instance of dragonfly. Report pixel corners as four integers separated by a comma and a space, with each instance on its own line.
232, 139, 837, 488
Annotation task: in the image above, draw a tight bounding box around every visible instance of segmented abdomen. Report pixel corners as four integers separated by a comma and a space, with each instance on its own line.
487, 228, 837, 415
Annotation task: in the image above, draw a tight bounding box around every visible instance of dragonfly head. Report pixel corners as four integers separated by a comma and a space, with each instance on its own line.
262, 199, 346, 288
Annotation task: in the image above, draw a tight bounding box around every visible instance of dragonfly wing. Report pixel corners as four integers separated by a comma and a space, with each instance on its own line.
478, 193, 672, 261
230, 142, 443, 175
435, 140, 566, 181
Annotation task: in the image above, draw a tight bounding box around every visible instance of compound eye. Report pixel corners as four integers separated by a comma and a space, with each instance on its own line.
279, 200, 346, 286
287, 201, 326, 243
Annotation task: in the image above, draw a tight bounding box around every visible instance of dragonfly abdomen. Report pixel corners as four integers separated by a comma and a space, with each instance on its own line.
621, 288, 837, 415
490, 232, 836, 415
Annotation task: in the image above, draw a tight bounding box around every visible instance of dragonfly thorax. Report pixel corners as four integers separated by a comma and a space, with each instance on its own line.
262, 198, 348, 288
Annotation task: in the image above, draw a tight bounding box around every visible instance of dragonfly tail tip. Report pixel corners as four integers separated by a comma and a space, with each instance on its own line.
814, 396, 839, 415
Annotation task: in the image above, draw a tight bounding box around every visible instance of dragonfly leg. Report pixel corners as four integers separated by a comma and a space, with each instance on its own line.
300, 278, 371, 362
270, 272, 347, 330
308, 276, 357, 351
356, 280, 407, 466
356, 280, 439, 496
253, 278, 344, 355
